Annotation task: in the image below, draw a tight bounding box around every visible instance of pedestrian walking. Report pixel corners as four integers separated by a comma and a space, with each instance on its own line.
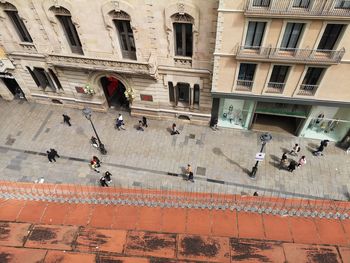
320, 139, 330, 148
253, 191, 259, 196
287, 160, 297, 172
210, 117, 218, 131
313, 144, 324, 156
297, 156, 306, 168
142, 116, 148, 127
92, 156, 101, 167
279, 152, 288, 170
171, 123, 180, 135
90, 158, 100, 173
289, 143, 301, 156
90, 136, 98, 148
115, 114, 125, 130
62, 114, 71, 126
104, 171, 112, 183
185, 164, 194, 182
137, 120, 144, 131
47, 150, 56, 163
99, 175, 108, 187
50, 148, 60, 159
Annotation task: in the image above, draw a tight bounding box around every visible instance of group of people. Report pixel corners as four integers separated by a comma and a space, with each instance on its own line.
280, 139, 330, 172
89, 156, 112, 187
47, 148, 60, 163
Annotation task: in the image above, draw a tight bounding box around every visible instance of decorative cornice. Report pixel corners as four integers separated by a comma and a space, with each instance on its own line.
46, 54, 157, 78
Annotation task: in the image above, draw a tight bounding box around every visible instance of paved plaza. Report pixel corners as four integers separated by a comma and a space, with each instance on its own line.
0, 99, 349, 200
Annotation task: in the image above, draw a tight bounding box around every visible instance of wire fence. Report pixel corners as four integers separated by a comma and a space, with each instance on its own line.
0, 180, 349, 220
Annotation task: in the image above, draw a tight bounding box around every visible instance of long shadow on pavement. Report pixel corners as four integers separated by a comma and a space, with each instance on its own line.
212, 147, 250, 175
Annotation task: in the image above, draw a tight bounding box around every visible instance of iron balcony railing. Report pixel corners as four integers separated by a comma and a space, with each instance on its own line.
236, 45, 345, 64
236, 80, 254, 91
266, 82, 285, 93
245, 0, 350, 18
297, 84, 318, 95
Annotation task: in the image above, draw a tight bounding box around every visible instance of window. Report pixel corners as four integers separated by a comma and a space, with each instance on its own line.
252, 0, 270, 7
48, 69, 62, 90
269, 66, 290, 83
114, 20, 136, 60
281, 23, 304, 49
317, 24, 345, 50
268, 65, 290, 91
194, 84, 200, 105
237, 63, 257, 89
293, 0, 310, 8
168, 82, 199, 106
5, 10, 32, 42
168, 82, 175, 102
335, 0, 350, 9
27, 67, 61, 91
56, 14, 83, 54
177, 83, 190, 103
245, 22, 266, 48
238, 63, 257, 81
302, 67, 325, 85
174, 23, 193, 57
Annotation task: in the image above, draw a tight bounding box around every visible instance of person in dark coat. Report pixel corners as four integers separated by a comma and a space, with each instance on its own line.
100, 176, 108, 187
287, 160, 297, 172
62, 114, 71, 126
142, 116, 148, 127
47, 149, 59, 162
104, 171, 112, 182
313, 144, 325, 156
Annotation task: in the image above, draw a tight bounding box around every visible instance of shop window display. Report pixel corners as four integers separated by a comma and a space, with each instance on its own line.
301, 107, 350, 142
218, 99, 254, 129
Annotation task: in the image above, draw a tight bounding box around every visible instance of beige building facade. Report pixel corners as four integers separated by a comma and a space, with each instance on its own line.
0, 0, 218, 124
212, 0, 350, 144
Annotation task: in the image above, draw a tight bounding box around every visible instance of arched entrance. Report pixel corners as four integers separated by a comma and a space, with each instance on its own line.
100, 76, 128, 109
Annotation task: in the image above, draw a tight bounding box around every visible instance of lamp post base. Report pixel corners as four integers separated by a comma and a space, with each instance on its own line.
99, 143, 107, 155
249, 166, 257, 178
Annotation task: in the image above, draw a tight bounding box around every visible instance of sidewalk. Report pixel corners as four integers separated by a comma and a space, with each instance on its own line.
0, 99, 349, 200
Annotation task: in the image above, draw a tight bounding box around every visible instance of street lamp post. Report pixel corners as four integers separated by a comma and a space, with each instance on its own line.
82, 107, 107, 155
249, 133, 272, 179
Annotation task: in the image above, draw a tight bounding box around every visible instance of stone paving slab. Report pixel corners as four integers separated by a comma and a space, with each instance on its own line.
0, 100, 350, 200
24, 224, 78, 250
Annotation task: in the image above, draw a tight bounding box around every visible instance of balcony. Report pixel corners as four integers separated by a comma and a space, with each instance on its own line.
236, 80, 254, 91
266, 82, 285, 93
236, 45, 345, 65
297, 84, 318, 95
245, 0, 350, 19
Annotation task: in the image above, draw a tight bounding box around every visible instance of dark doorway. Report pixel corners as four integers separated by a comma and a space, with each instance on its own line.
251, 114, 304, 135
100, 76, 128, 109
0, 76, 25, 99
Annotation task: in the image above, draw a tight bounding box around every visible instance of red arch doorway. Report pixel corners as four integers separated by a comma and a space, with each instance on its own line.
100, 76, 128, 109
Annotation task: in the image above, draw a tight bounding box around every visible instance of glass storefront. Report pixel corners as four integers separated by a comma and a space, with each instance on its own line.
300, 106, 350, 142
218, 98, 254, 129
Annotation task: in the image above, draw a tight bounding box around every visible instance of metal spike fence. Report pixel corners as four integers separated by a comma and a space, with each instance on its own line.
0, 181, 349, 220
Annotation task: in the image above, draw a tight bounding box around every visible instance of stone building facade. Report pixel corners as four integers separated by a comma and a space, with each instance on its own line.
212, 0, 350, 144
0, 0, 218, 124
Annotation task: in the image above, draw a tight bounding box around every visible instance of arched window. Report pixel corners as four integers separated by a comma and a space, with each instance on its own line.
110, 10, 136, 60
1, 2, 32, 42
50, 6, 83, 55
172, 13, 193, 57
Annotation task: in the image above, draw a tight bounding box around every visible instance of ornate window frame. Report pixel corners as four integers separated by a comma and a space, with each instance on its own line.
0, 0, 34, 44
42, 0, 84, 55
165, 2, 199, 60
101, 0, 141, 60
